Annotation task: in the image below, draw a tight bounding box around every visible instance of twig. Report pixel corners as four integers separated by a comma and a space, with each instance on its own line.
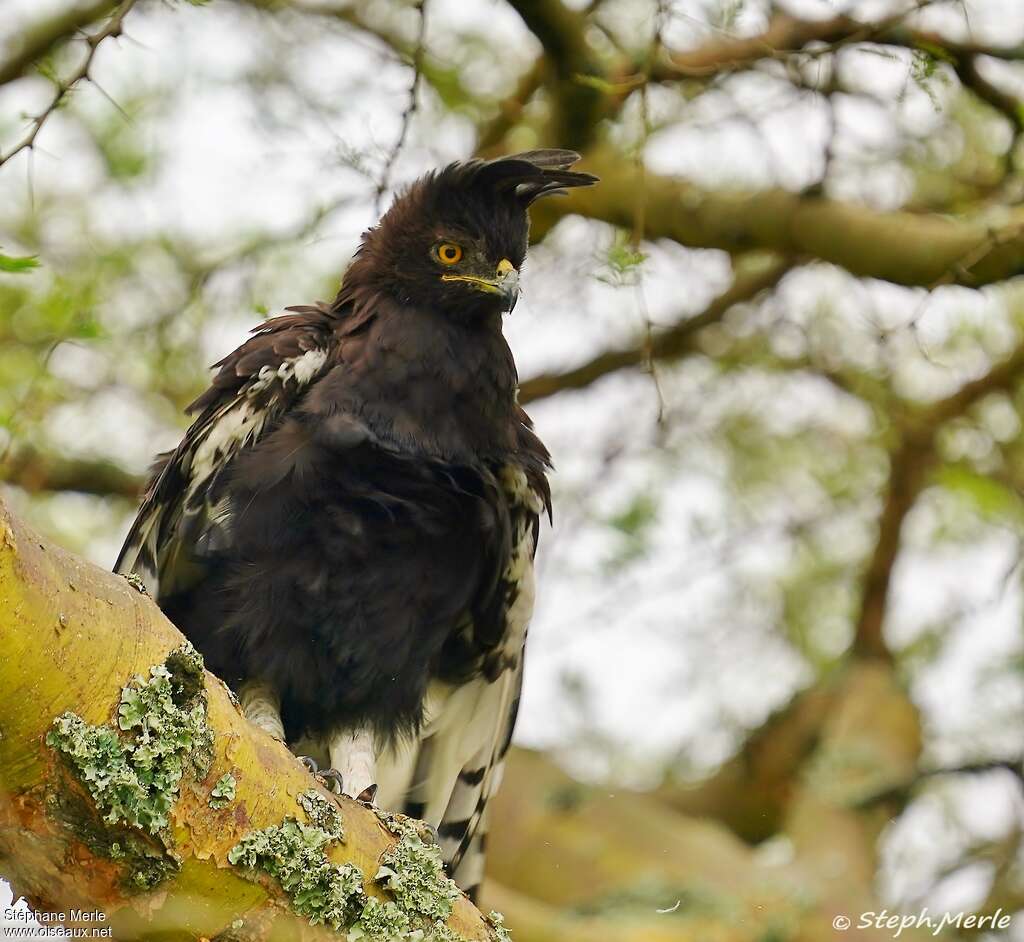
859, 759, 1024, 808
628, 0, 670, 424
0, 0, 137, 169
0, 0, 120, 88
374, 0, 426, 213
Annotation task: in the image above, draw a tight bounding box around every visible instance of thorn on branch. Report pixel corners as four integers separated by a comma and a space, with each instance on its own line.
0, 0, 137, 170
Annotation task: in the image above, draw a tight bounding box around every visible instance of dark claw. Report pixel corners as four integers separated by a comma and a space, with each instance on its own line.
319, 769, 345, 795
298, 756, 345, 795
356, 783, 378, 805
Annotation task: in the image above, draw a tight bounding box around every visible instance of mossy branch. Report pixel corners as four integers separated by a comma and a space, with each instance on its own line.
0, 497, 501, 941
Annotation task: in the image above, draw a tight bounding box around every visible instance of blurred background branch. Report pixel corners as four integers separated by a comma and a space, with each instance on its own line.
0, 0, 122, 88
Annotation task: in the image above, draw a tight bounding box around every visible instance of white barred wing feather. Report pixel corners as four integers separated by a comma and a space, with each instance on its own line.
114, 306, 336, 597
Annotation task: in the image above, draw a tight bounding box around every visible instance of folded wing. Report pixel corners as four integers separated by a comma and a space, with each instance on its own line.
114, 304, 337, 598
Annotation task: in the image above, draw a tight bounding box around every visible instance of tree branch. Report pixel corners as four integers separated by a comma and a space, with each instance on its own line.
852, 339, 1024, 660
502, 0, 605, 150
519, 256, 793, 404
0, 498, 498, 940
1, 447, 142, 499
0, 0, 136, 169
660, 12, 864, 78
475, 59, 546, 156
949, 55, 1024, 133
0, 0, 120, 89
851, 433, 927, 662
656, 9, 1024, 81
530, 151, 1024, 288
921, 337, 1024, 428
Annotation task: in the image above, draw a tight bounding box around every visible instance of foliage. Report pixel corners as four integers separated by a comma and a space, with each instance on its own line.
0, 252, 39, 273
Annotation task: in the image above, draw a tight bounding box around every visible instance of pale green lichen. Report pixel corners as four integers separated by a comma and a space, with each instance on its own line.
230, 791, 469, 938
425, 922, 467, 942
485, 911, 512, 942
347, 898, 412, 940
228, 818, 365, 929
44, 643, 212, 890
46, 642, 212, 836
298, 788, 343, 839
209, 772, 237, 809
375, 824, 458, 922
347, 904, 469, 942
122, 571, 149, 595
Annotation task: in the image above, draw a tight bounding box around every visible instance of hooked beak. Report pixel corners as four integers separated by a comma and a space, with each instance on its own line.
441, 258, 520, 313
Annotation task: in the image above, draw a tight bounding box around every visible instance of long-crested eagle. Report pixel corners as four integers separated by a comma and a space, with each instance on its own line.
114, 149, 597, 896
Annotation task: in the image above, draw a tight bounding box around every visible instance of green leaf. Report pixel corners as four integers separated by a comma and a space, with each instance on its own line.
938, 464, 1024, 523
0, 252, 40, 274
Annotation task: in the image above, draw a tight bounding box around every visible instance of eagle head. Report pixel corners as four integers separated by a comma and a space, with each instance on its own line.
344, 150, 598, 320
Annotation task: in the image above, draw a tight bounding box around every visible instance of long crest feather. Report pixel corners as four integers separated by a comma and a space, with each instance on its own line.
473, 149, 598, 204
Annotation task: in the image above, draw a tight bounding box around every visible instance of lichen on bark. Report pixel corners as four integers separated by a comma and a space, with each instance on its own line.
299, 787, 344, 838
43, 641, 214, 889
227, 801, 480, 940
374, 819, 459, 922
209, 772, 237, 809
46, 641, 213, 835
228, 816, 367, 929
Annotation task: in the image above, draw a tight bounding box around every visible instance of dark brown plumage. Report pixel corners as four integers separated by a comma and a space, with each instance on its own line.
115, 149, 597, 895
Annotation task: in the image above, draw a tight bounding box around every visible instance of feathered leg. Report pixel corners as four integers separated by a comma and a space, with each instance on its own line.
237, 678, 285, 741
328, 727, 378, 802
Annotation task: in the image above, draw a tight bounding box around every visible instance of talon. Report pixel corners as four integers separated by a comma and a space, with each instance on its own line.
298, 756, 344, 794
319, 768, 345, 795
355, 783, 378, 804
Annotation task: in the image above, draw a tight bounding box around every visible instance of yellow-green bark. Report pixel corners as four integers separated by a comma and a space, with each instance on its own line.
0, 497, 497, 941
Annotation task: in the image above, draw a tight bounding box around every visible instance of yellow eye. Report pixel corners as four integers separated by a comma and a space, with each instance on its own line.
436, 243, 463, 265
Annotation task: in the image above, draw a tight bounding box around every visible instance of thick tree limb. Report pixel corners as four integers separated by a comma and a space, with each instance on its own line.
0, 498, 497, 941
502, 0, 605, 150
530, 151, 1024, 288
1, 447, 142, 499
658, 9, 1024, 79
